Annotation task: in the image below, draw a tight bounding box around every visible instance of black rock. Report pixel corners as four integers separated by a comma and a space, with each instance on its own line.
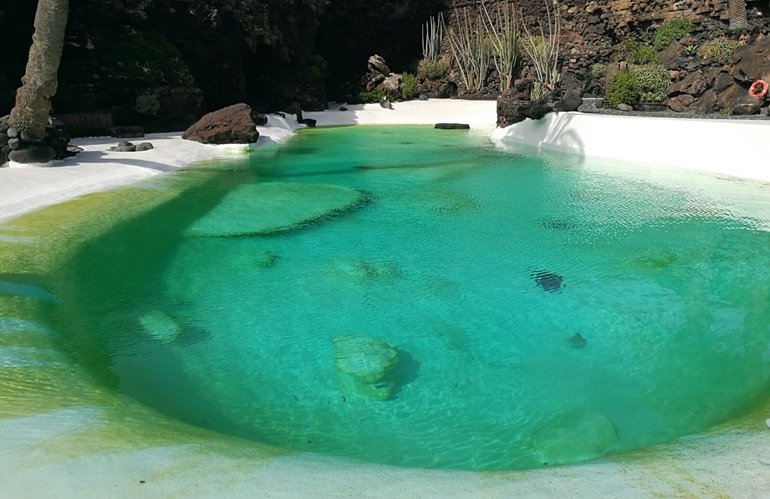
112, 144, 137, 152
136, 142, 154, 151
558, 91, 583, 112
0, 134, 7, 147
6, 127, 18, 138
118, 140, 134, 147
435, 123, 470, 130
254, 113, 268, 126
531, 270, 564, 292
339, 106, 348, 111
419, 94, 429, 101
8, 138, 20, 150
8, 144, 56, 164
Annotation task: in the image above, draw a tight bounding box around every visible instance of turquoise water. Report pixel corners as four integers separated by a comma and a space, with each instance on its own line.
55, 126, 770, 470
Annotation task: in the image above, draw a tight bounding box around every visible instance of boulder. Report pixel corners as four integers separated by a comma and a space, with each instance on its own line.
668, 94, 695, 112
497, 98, 554, 127
182, 103, 260, 144
332, 335, 400, 400
367, 54, 390, 76
731, 36, 770, 83
8, 144, 56, 164
558, 91, 584, 112
667, 71, 707, 98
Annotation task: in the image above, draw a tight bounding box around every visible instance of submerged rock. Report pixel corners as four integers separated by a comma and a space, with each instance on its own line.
333, 335, 400, 400
186, 182, 366, 237
530, 408, 618, 466
567, 332, 587, 349
531, 270, 564, 293
139, 310, 181, 343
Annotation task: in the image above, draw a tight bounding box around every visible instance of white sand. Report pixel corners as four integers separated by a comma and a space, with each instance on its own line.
2, 100, 770, 497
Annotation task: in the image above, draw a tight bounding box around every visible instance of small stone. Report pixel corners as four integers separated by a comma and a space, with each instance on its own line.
113, 144, 137, 152
419, 94, 429, 101
0, 134, 7, 147
732, 102, 761, 115
7, 138, 20, 150
617, 103, 633, 112
136, 142, 154, 151
118, 140, 134, 147
338, 106, 348, 111
8, 144, 56, 163
6, 127, 18, 138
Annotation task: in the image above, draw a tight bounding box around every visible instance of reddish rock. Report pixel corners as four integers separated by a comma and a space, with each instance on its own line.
668, 94, 695, 112
667, 71, 707, 97
695, 90, 719, 114
731, 37, 770, 83
182, 103, 260, 144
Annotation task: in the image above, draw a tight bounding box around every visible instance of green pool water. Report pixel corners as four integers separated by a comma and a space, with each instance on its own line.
51, 126, 770, 471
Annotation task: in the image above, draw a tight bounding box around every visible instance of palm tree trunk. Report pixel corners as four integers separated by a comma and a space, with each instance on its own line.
9, 0, 69, 140
728, 0, 749, 31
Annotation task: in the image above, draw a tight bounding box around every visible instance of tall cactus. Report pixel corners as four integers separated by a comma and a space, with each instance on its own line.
422, 13, 445, 62
729, 0, 749, 31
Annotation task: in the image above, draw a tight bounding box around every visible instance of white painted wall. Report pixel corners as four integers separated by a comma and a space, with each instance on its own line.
491, 112, 770, 183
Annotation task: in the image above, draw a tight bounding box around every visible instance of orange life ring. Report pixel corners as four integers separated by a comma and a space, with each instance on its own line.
749, 79, 769, 99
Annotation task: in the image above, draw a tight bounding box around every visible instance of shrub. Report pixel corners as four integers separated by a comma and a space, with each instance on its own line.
358, 89, 386, 103
630, 63, 670, 103
605, 69, 639, 107
401, 72, 417, 100
697, 37, 740, 60
418, 59, 450, 80
590, 63, 607, 79
612, 38, 656, 64
653, 19, 694, 50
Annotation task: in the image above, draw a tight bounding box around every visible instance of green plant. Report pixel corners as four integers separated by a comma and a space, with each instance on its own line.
590, 63, 607, 79
652, 19, 694, 50
358, 89, 386, 103
612, 38, 656, 64
697, 37, 740, 60
720, 107, 732, 115
418, 58, 450, 80
630, 63, 670, 103
682, 44, 699, 56
401, 72, 417, 100
605, 69, 639, 107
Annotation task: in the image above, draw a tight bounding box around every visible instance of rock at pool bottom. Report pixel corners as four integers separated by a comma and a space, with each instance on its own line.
531, 270, 564, 292
333, 335, 400, 400
186, 182, 367, 237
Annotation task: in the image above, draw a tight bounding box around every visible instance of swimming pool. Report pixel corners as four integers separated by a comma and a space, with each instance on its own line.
20, 124, 770, 473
